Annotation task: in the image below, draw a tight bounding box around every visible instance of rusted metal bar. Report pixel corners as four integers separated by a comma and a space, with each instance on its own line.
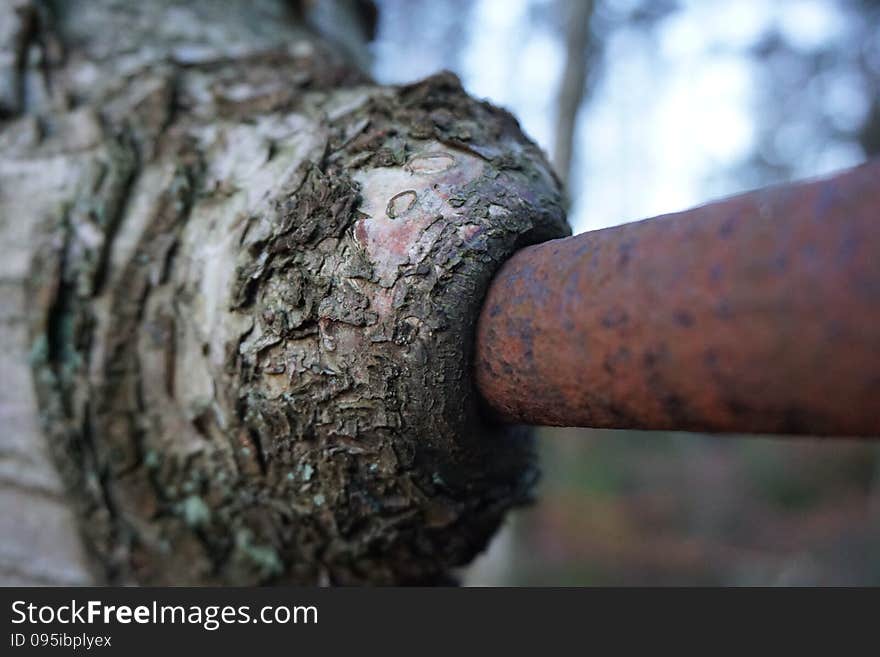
475, 159, 880, 436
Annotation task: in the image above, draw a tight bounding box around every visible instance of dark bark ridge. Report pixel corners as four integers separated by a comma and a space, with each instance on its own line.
18, 3, 569, 584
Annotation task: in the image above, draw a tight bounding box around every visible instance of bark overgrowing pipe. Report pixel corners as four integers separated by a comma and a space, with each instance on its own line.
5, 0, 878, 588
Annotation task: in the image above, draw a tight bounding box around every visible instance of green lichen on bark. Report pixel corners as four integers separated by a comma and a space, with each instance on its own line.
18, 2, 569, 585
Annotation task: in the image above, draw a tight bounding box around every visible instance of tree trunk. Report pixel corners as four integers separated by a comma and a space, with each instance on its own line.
552, 0, 593, 185
0, 0, 567, 585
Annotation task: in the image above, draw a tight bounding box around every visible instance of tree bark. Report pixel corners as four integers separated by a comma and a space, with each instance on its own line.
0, 0, 567, 584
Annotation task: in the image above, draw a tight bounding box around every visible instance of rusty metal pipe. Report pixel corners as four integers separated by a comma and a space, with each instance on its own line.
475, 159, 880, 436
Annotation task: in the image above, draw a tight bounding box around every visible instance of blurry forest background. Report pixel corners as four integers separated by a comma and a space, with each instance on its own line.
370, 0, 880, 585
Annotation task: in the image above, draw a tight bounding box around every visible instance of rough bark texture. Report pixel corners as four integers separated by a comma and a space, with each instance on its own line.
1, 0, 568, 584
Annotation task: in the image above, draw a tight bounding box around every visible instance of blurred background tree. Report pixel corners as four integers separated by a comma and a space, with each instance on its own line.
371, 0, 880, 585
